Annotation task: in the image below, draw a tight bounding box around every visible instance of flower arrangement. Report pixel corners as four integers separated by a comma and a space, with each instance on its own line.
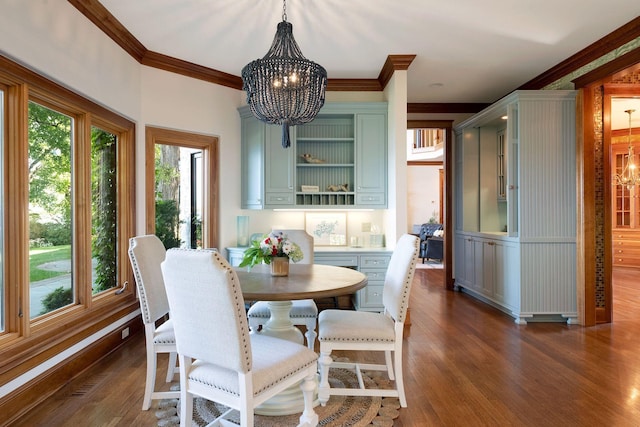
239, 231, 304, 268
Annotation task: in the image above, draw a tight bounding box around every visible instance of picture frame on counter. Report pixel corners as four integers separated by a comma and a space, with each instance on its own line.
305, 212, 347, 246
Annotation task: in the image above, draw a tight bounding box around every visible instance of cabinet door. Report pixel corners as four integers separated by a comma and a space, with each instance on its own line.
264, 124, 295, 207
355, 113, 387, 207
240, 116, 264, 209
493, 241, 518, 309
463, 237, 477, 288
454, 233, 467, 286
480, 240, 496, 297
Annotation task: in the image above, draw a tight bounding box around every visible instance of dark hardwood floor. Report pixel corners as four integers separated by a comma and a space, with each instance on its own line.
10, 267, 640, 426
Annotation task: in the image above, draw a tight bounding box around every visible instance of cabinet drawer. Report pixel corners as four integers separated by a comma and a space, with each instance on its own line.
361, 269, 386, 283
264, 192, 294, 205
314, 254, 359, 267
357, 284, 384, 309
612, 246, 640, 257
360, 255, 391, 269
612, 232, 640, 241
612, 240, 640, 249
356, 193, 385, 205
613, 256, 640, 267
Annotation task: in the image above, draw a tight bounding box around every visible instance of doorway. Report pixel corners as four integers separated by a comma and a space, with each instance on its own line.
406, 119, 454, 289
605, 92, 640, 322
145, 126, 219, 249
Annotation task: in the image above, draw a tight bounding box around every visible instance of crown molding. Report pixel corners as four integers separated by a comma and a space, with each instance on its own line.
326, 79, 382, 91
141, 51, 243, 89
407, 103, 490, 114
378, 54, 417, 89
68, 1, 638, 97
518, 16, 640, 91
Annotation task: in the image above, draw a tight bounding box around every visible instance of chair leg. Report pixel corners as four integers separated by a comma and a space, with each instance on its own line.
166, 351, 178, 382
180, 389, 194, 427
394, 348, 407, 408
142, 342, 157, 410
318, 350, 333, 406
299, 368, 319, 426
384, 350, 395, 380
179, 356, 193, 427
239, 395, 253, 427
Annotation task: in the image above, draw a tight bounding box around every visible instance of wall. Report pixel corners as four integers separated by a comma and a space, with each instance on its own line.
407, 165, 442, 228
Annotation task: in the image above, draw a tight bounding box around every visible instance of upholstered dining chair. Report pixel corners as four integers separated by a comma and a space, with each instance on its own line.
128, 235, 179, 410
317, 233, 419, 408
161, 248, 319, 427
246, 229, 318, 350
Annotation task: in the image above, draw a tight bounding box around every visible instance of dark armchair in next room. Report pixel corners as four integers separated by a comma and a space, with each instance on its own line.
418, 223, 443, 263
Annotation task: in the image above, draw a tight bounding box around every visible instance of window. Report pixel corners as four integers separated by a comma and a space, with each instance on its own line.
28, 101, 74, 318
0, 55, 136, 374
407, 127, 445, 161
145, 126, 218, 250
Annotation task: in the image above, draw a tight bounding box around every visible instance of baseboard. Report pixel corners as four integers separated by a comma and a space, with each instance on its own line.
0, 317, 142, 426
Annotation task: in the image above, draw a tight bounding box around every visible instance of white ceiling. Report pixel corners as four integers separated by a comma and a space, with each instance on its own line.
98, 0, 639, 105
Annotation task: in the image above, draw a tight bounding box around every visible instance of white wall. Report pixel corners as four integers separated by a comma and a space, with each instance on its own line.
384, 70, 408, 248
0, 1, 142, 120
0, 0, 408, 254
139, 67, 242, 248
407, 165, 442, 228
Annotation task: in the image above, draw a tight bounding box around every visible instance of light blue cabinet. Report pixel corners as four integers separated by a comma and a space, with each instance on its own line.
453, 90, 578, 324
239, 108, 294, 209
355, 113, 387, 206
314, 249, 391, 312
264, 124, 295, 207
239, 102, 387, 209
240, 110, 265, 209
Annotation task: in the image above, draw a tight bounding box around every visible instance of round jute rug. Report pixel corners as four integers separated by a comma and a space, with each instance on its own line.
155, 367, 400, 426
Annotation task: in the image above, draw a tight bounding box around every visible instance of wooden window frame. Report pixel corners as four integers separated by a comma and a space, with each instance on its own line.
0, 54, 138, 383
145, 126, 219, 249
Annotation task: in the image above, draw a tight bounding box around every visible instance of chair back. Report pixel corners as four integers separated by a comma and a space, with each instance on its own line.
161, 248, 251, 373
382, 234, 419, 323
272, 229, 314, 264
128, 235, 170, 325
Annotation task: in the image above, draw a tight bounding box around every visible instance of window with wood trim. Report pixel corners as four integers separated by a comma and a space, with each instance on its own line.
0, 56, 136, 358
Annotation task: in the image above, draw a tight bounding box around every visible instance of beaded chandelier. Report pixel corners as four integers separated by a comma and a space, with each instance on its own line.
241, 0, 327, 148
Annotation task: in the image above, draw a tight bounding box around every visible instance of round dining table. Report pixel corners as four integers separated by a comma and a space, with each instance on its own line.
235, 263, 368, 344
234, 263, 368, 416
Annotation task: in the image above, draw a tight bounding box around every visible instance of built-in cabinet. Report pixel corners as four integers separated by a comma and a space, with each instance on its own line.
454, 90, 578, 324
611, 144, 640, 268
226, 247, 391, 312
239, 102, 387, 209
314, 250, 391, 312
454, 232, 518, 311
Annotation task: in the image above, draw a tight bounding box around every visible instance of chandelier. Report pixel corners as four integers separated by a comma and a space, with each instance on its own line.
614, 109, 640, 189
241, 0, 327, 148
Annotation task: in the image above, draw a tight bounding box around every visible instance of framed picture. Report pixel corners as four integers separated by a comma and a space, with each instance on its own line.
305, 212, 347, 246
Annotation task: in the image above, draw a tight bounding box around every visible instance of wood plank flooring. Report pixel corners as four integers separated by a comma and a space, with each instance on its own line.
11, 267, 640, 426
